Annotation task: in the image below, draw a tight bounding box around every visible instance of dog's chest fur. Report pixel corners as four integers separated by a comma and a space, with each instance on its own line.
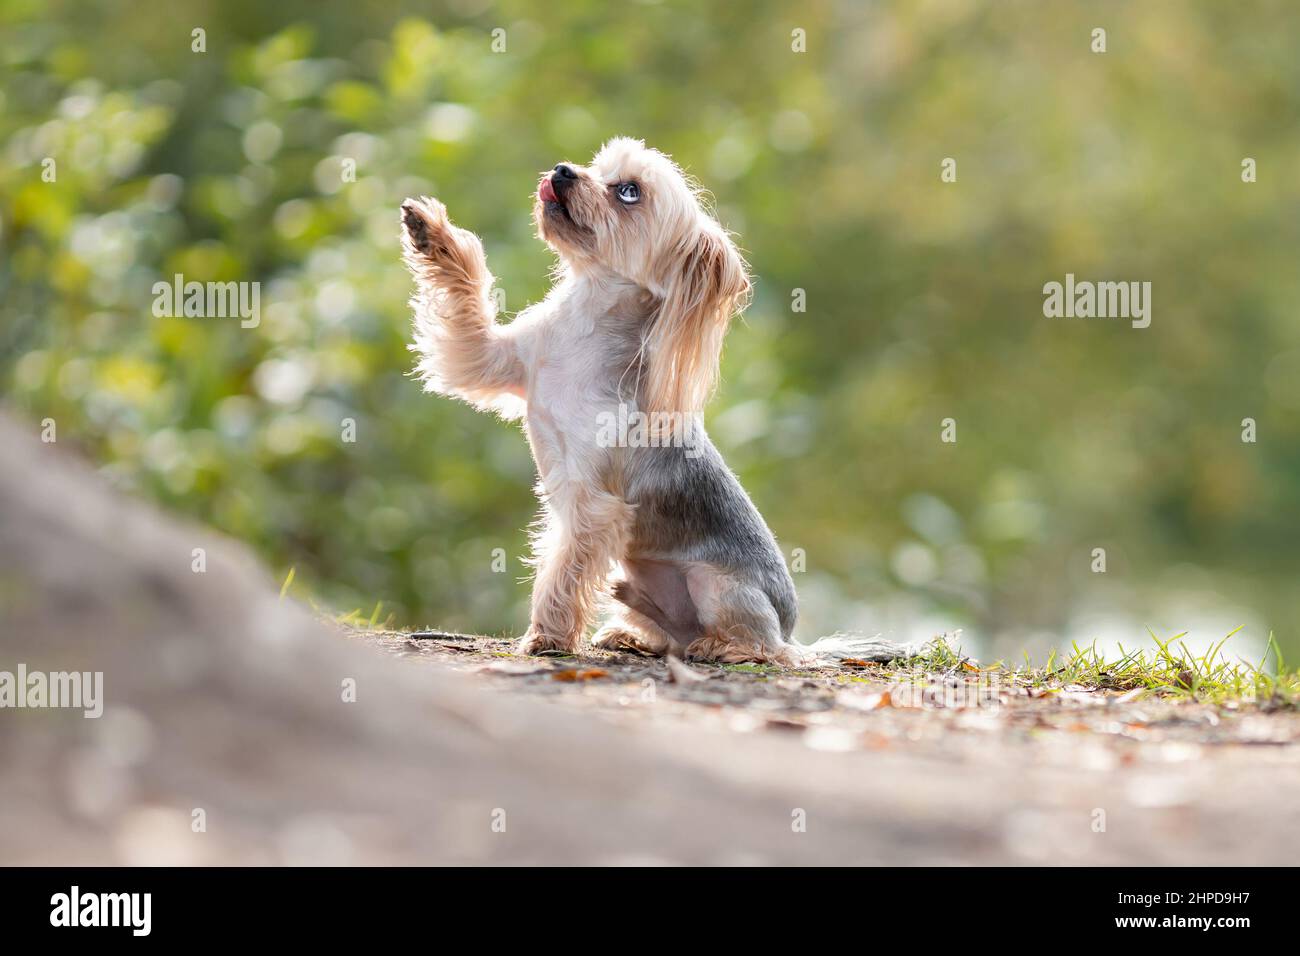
515, 276, 650, 493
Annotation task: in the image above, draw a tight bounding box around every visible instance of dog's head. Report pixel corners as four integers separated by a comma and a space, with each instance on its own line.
534, 137, 751, 417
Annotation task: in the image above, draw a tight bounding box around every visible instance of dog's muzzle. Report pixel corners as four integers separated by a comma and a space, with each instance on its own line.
540, 163, 578, 205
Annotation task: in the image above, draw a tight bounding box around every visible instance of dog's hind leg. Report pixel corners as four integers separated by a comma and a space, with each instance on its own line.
591, 606, 675, 656
683, 570, 799, 664
602, 558, 703, 656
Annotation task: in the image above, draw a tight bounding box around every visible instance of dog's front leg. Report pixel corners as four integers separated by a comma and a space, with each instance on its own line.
400, 197, 525, 410
519, 487, 634, 656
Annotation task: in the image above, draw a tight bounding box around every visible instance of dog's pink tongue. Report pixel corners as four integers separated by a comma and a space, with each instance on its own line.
538, 177, 557, 203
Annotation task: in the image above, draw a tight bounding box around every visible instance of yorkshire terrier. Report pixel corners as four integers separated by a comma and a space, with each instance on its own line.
401, 138, 888, 665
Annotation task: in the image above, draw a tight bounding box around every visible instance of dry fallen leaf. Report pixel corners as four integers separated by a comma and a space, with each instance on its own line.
551, 668, 609, 682
763, 718, 805, 732
665, 655, 709, 684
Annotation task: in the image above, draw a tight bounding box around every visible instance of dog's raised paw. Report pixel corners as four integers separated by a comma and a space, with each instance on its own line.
400, 197, 448, 259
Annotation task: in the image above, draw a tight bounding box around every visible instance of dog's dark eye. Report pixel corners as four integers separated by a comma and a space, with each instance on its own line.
615, 182, 640, 204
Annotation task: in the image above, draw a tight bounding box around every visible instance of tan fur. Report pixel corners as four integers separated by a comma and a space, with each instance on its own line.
519, 482, 635, 654
591, 606, 674, 656
532, 139, 751, 434
639, 226, 750, 423
402, 139, 779, 661
401, 197, 526, 417
683, 571, 787, 663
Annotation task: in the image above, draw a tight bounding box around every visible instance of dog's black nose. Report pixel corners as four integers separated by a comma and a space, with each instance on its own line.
553, 163, 578, 181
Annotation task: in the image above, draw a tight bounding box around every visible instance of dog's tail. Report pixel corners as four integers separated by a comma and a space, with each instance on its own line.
788, 632, 936, 667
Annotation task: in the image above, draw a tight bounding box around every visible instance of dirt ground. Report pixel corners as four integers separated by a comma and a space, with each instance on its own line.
352, 627, 1300, 752
346, 626, 1300, 864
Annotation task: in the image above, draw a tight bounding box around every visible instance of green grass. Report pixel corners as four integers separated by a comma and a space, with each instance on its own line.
280, 567, 399, 631
334, 600, 396, 630
887, 629, 1299, 707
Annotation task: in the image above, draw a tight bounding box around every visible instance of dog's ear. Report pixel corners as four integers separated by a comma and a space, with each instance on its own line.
642, 225, 751, 420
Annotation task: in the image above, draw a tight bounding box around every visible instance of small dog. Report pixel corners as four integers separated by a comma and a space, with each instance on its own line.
401, 138, 885, 665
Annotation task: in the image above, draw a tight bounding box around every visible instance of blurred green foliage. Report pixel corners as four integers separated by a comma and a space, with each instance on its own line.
3, 0, 1299, 657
